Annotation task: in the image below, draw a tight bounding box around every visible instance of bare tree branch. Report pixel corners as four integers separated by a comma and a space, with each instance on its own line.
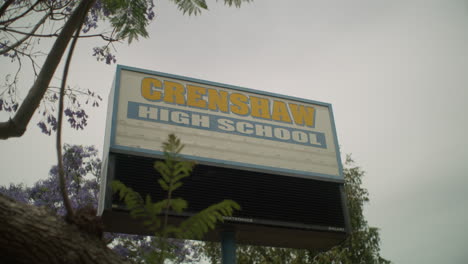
0, 12, 49, 56
0, 0, 96, 139
0, 0, 42, 25
57, 11, 85, 222
1, 27, 120, 42
0, 0, 15, 19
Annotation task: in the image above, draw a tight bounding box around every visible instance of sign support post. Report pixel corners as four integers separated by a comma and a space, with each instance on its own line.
221, 229, 236, 264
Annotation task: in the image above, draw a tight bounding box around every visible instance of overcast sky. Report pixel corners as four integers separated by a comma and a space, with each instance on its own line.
1, 0, 468, 263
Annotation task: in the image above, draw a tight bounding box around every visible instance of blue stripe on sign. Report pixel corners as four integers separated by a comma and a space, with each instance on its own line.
127, 101, 327, 148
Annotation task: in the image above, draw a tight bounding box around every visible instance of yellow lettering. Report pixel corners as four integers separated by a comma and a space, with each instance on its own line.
250, 96, 271, 119
163, 81, 185, 105
187, 85, 207, 108
289, 104, 315, 127
272, 100, 292, 123
207, 89, 229, 113
230, 93, 249, 115
141, 78, 163, 101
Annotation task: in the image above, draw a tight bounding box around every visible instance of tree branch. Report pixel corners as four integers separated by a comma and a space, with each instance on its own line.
57, 9, 85, 222
1, 26, 120, 42
0, 0, 42, 25
0, 12, 49, 56
0, 0, 15, 19
0, 0, 96, 140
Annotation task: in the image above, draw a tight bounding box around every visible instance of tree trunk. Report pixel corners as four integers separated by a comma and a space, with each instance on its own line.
0, 194, 128, 264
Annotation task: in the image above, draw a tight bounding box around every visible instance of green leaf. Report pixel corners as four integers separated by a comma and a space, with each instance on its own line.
171, 182, 183, 192
222, 0, 252, 8
158, 179, 170, 191
171, 0, 208, 16
104, 0, 150, 43
171, 198, 188, 213
112, 134, 243, 262
179, 200, 240, 240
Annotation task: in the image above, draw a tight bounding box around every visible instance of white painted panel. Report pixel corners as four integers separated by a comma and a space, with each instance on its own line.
110, 66, 343, 181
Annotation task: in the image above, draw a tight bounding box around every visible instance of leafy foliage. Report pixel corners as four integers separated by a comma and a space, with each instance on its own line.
200, 155, 390, 264
319, 155, 391, 264
171, 0, 209, 15
103, 0, 153, 43
113, 134, 240, 263
170, 0, 251, 15
224, 0, 252, 8
179, 200, 239, 240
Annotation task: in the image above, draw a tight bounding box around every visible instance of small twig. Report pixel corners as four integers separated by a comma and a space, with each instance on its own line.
0, 0, 42, 25
1, 26, 121, 42
0, 12, 49, 56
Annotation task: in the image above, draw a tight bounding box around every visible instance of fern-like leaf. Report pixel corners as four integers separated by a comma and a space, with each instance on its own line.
154, 161, 172, 182
179, 200, 240, 240
112, 180, 148, 218
222, 0, 252, 8
104, 0, 150, 43
158, 179, 170, 191
113, 134, 241, 259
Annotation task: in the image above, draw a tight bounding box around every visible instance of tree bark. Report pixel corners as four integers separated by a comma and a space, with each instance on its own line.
0, 0, 96, 140
0, 194, 129, 264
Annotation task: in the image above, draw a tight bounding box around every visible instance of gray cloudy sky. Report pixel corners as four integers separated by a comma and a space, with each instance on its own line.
1, 0, 468, 263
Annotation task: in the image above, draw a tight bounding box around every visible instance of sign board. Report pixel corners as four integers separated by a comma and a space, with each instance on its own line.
107, 65, 343, 182
98, 65, 349, 249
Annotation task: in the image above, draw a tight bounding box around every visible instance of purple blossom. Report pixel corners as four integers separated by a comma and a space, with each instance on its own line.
146, 0, 155, 20
92, 46, 117, 65
36, 111, 61, 135
82, 8, 98, 34
0, 183, 30, 204
82, 1, 111, 34
0, 94, 19, 113
105, 53, 116, 65
47, 115, 57, 131
34, 86, 101, 136
64, 108, 89, 130
25, 144, 101, 214
37, 121, 51, 135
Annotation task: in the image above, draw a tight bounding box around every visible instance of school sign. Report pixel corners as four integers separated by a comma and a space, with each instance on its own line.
108, 65, 342, 182
99, 65, 349, 249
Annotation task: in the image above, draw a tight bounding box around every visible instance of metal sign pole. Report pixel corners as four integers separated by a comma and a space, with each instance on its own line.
221, 230, 236, 264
